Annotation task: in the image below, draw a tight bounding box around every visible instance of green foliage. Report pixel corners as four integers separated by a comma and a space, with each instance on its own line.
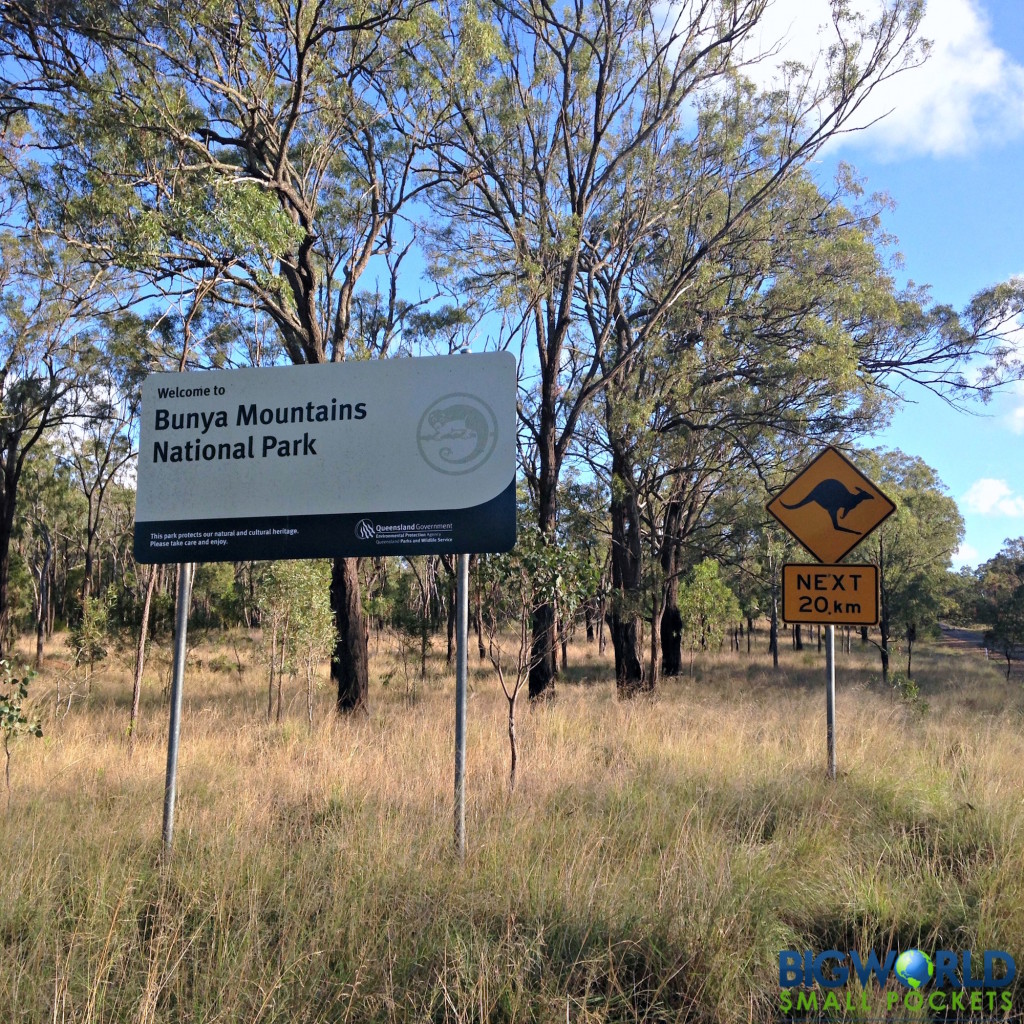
191, 563, 242, 629
480, 524, 599, 633
0, 661, 41, 742
856, 449, 965, 650
985, 576, 1024, 678
255, 560, 336, 716
67, 596, 109, 672
889, 670, 927, 712
678, 560, 741, 655
976, 538, 1024, 626
0, 659, 42, 807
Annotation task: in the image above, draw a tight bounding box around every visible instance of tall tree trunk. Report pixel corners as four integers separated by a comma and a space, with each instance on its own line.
475, 586, 486, 660
878, 535, 890, 686
659, 499, 685, 677
128, 566, 157, 758
529, 390, 559, 699
660, 600, 683, 676
769, 576, 779, 670
0, 483, 16, 658
446, 571, 456, 666
331, 557, 369, 713
81, 545, 94, 606
649, 593, 663, 691
607, 449, 648, 696
34, 530, 52, 669
507, 695, 518, 791
267, 623, 277, 722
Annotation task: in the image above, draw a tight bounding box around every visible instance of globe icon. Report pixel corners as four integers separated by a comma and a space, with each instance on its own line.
895, 949, 934, 990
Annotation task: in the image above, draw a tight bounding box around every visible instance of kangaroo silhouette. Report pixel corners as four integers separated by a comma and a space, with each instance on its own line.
781, 479, 874, 535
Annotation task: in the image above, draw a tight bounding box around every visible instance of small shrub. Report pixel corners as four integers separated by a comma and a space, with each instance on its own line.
0, 660, 43, 809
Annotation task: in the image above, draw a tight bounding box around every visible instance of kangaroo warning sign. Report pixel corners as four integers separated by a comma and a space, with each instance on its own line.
781, 564, 879, 626
134, 353, 517, 563
767, 447, 895, 563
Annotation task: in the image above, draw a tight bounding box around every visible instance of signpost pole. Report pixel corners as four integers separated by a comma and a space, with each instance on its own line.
162, 561, 192, 855
454, 552, 469, 859
825, 624, 836, 781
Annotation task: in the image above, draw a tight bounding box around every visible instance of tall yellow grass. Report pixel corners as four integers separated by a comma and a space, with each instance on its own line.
1, 631, 1021, 1022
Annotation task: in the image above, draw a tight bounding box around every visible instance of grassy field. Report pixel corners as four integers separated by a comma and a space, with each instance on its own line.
1, 628, 1022, 1022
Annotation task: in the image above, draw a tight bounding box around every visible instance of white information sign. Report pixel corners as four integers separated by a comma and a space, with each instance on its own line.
134, 353, 517, 562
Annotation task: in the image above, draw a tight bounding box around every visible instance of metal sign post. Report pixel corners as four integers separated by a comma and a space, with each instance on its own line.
454, 553, 469, 859
162, 561, 192, 855
136, 354, 517, 850
825, 624, 836, 781
768, 446, 894, 781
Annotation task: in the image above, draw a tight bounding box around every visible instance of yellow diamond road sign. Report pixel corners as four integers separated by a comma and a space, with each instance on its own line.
767, 447, 896, 563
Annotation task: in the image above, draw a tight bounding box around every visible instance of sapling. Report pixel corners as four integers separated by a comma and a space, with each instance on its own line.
0, 660, 43, 810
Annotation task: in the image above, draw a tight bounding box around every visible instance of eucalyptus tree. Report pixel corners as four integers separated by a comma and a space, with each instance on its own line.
0, 0, 446, 711
419, 0, 929, 697
0, 160, 117, 655
590, 126, 1024, 692
590, 152, 901, 690
12, 438, 82, 665
977, 540, 1024, 680
852, 449, 964, 684
61, 335, 146, 606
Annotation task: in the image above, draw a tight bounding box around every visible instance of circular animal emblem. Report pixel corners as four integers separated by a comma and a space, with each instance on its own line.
417, 393, 498, 476
355, 518, 375, 541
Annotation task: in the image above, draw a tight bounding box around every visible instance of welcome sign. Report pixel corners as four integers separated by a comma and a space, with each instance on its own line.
134, 353, 517, 562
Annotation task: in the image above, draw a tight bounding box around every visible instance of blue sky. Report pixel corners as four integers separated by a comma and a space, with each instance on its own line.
769, 0, 1024, 568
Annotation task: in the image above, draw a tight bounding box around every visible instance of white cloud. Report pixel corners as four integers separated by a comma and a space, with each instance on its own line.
962, 478, 1024, 516
740, 0, 1024, 159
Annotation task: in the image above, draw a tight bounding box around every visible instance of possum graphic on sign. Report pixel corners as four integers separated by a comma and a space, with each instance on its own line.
780, 479, 874, 535
427, 404, 490, 465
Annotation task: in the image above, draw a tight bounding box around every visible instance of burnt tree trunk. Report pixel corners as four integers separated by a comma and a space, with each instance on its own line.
607, 448, 648, 696
659, 499, 685, 677
769, 576, 780, 670
660, 599, 683, 677
529, 420, 559, 698
331, 557, 369, 713
0, 483, 16, 659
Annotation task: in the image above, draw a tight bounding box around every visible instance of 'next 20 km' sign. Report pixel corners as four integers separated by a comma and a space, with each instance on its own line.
781, 565, 878, 626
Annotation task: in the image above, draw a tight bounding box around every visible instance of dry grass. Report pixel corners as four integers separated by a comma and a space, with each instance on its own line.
1, 629, 1022, 1022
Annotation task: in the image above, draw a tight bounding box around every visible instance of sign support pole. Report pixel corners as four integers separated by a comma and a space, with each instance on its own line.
162, 561, 192, 856
454, 553, 469, 859
825, 624, 836, 781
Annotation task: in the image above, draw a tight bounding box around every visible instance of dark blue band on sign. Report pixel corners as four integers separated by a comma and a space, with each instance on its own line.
134, 478, 517, 563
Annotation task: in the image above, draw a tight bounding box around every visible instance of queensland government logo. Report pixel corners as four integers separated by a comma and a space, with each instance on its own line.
778, 947, 1015, 1018
417, 393, 498, 476
355, 519, 375, 541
